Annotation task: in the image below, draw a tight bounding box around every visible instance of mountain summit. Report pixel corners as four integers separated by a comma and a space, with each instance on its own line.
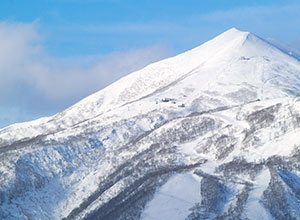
1, 28, 300, 220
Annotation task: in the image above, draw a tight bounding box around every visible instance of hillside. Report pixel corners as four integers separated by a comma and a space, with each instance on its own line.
1, 28, 300, 220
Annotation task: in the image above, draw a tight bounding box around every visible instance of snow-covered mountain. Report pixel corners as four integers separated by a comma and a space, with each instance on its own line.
1, 28, 300, 220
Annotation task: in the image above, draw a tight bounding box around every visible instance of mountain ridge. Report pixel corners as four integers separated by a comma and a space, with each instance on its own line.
1, 28, 300, 220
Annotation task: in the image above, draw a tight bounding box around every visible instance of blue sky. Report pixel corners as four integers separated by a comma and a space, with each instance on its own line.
1, 0, 300, 128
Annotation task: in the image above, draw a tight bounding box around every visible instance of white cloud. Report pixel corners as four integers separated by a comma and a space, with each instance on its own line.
30, 44, 173, 101
0, 21, 173, 128
0, 21, 40, 89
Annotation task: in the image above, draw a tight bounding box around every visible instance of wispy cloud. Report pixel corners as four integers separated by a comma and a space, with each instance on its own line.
192, 2, 300, 43
58, 2, 300, 52
0, 21, 173, 128
75, 23, 169, 33
199, 4, 300, 21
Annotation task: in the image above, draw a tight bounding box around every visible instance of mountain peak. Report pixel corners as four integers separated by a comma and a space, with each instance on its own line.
215, 27, 250, 41
192, 27, 254, 57
202, 27, 294, 61
224, 27, 248, 34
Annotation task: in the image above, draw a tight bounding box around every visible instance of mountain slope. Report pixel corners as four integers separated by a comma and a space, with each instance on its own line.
1, 28, 300, 220
1, 28, 300, 144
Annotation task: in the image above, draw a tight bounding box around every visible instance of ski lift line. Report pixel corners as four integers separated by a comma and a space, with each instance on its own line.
158, 191, 196, 205
142, 213, 163, 220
